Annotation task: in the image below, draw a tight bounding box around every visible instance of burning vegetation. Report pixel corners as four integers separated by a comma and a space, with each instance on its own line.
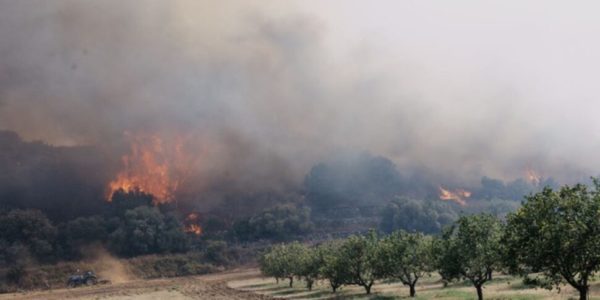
184, 213, 203, 236
438, 186, 471, 206
106, 133, 191, 205
107, 133, 204, 236
525, 168, 541, 186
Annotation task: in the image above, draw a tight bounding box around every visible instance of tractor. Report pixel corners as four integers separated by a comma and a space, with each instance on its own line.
67, 270, 98, 287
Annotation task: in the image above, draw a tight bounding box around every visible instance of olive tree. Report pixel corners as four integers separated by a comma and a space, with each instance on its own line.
318, 240, 348, 293
505, 182, 600, 300
376, 231, 432, 297
295, 245, 322, 290
339, 232, 381, 294
259, 242, 305, 287
437, 214, 503, 300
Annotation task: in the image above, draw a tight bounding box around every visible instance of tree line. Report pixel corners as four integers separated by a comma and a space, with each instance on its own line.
0, 190, 190, 273
260, 180, 600, 300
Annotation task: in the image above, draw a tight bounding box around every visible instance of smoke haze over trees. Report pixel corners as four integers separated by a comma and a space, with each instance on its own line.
0, 1, 599, 262
1, 1, 599, 201
5, 3, 600, 297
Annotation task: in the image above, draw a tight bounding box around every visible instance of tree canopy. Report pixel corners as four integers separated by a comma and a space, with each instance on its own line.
375, 231, 433, 297
504, 181, 600, 300
436, 214, 503, 300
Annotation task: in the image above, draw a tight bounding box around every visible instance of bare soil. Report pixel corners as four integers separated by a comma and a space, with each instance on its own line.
0, 269, 270, 300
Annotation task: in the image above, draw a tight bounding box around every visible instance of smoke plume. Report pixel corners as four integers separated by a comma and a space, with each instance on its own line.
1, 1, 600, 211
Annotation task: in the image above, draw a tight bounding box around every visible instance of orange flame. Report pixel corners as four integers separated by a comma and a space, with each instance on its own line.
106, 133, 190, 204
438, 186, 470, 206
185, 224, 203, 235
525, 168, 541, 186
184, 213, 202, 236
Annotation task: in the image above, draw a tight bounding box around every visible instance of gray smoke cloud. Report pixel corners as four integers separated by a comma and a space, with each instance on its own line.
1, 0, 599, 200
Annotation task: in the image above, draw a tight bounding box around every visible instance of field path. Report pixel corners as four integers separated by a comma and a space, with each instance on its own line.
0, 268, 271, 300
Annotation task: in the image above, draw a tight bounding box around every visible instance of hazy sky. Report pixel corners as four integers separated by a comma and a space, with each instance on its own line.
1, 0, 599, 186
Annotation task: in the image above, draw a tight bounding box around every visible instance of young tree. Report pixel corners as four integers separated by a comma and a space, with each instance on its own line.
296, 245, 321, 290
505, 182, 600, 300
318, 240, 348, 293
259, 247, 283, 284
437, 214, 502, 300
339, 232, 381, 294
259, 242, 304, 287
376, 231, 432, 297
432, 228, 461, 288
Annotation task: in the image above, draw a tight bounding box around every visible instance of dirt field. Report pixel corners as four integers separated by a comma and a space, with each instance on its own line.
0, 269, 270, 300
3, 269, 598, 300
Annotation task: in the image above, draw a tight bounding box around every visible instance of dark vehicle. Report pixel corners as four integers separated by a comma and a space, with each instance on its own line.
67, 271, 98, 287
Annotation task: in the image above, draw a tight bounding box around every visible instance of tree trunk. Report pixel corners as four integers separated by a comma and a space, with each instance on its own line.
476, 284, 483, 300
578, 286, 588, 300
487, 271, 492, 281
289, 277, 293, 288
330, 281, 338, 293
409, 283, 416, 297
364, 282, 373, 294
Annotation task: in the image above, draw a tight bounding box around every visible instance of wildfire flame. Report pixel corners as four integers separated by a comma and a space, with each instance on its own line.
185, 224, 202, 235
106, 133, 190, 204
438, 186, 470, 206
184, 213, 202, 236
525, 168, 541, 186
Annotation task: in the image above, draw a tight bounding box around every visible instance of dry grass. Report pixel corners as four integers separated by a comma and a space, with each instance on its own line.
230, 273, 600, 300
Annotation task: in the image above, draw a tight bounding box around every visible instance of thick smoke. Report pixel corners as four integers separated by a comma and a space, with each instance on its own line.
1, 0, 600, 209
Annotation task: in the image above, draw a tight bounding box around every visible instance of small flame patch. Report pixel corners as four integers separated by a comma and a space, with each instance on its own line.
184, 213, 202, 236
438, 186, 470, 206
525, 168, 541, 186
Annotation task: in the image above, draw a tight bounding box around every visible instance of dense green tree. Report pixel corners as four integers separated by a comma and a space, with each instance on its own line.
437, 214, 502, 300
234, 204, 313, 241
204, 240, 230, 265
339, 232, 381, 294
432, 228, 460, 287
109, 206, 188, 256
318, 240, 348, 293
58, 215, 110, 259
108, 189, 154, 216
376, 231, 433, 297
505, 182, 600, 300
63, 215, 108, 243
380, 197, 457, 234
304, 153, 403, 213
0, 209, 57, 263
259, 247, 282, 283
259, 242, 305, 287
295, 245, 322, 290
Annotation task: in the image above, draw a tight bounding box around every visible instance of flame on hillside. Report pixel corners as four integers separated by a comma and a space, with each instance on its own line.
106, 133, 191, 204
438, 186, 470, 206
525, 168, 541, 186
184, 213, 202, 236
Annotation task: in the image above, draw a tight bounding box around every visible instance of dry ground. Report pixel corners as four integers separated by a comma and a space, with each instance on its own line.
229, 272, 600, 300
4, 269, 600, 299
0, 269, 269, 300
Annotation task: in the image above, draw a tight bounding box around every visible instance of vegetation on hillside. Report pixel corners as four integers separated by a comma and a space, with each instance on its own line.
260, 180, 600, 300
